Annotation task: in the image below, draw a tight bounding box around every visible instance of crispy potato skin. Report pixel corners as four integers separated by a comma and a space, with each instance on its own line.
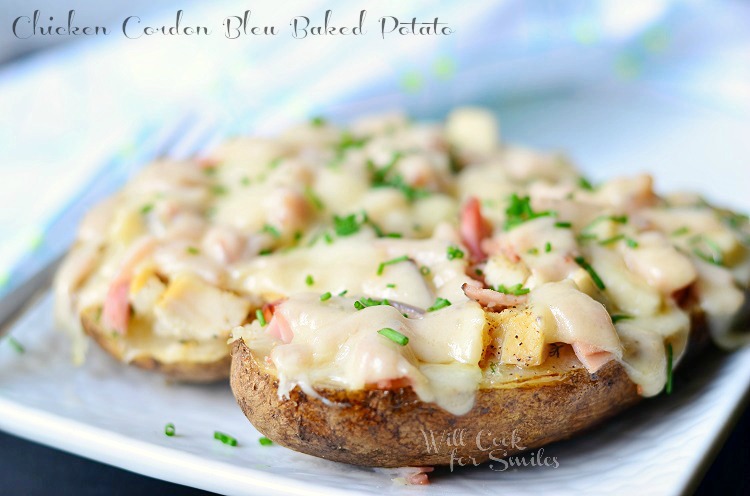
231, 339, 640, 467
81, 308, 230, 383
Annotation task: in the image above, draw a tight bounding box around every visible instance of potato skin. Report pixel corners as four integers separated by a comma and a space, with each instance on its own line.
81, 308, 230, 383
230, 339, 640, 467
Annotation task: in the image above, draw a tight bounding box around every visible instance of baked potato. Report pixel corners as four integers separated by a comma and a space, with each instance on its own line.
54, 102, 750, 436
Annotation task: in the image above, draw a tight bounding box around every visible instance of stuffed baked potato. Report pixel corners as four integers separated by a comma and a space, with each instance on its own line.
55, 107, 749, 471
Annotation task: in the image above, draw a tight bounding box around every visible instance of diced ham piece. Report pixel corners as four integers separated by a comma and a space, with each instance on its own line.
460, 197, 492, 262
266, 312, 293, 344
404, 467, 434, 485
462, 283, 527, 310
101, 237, 157, 335
102, 280, 131, 335
571, 342, 615, 374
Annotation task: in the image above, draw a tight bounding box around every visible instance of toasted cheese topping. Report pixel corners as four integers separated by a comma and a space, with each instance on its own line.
56, 107, 750, 411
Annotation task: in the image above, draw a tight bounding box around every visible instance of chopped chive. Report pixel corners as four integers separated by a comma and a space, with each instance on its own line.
214, 431, 238, 447
256, 309, 267, 327
140, 203, 154, 214
310, 116, 327, 127
504, 194, 554, 230
377, 255, 410, 276
554, 221, 572, 229
304, 186, 325, 211
626, 238, 639, 249
164, 423, 176, 437
574, 256, 606, 290
446, 245, 465, 261
186, 246, 200, 255
611, 314, 633, 323
262, 224, 281, 239
354, 297, 391, 311
268, 158, 282, 169
385, 283, 396, 289
259, 248, 273, 256
333, 213, 361, 236
338, 289, 348, 296
378, 327, 409, 346
420, 266, 431, 276
211, 185, 228, 196
577, 233, 598, 242
495, 283, 530, 296
475, 268, 484, 276
579, 177, 594, 191
320, 292, 332, 301
305, 274, 314, 286
527, 247, 539, 255
323, 232, 333, 244
666, 343, 674, 395
427, 298, 452, 312
672, 226, 690, 237
7, 337, 25, 354
258, 436, 274, 446
583, 215, 628, 232
544, 242, 552, 253
599, 234, 625, 246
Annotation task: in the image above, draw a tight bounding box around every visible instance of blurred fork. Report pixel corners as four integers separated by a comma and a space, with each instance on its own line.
0, 114, 222, 337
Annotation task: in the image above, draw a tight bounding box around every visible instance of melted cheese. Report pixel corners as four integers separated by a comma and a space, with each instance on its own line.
55, 106, 750, 411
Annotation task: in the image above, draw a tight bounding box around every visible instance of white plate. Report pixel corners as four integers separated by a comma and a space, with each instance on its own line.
1, 90, 749, 495
1, 293, 749, 496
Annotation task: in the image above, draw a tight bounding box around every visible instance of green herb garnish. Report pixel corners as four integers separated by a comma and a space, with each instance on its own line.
671, 226, 690, 237
504, 194, 554, 230
304, 186, 324, 211
256, 309, 267, 327
214, 431, 238, 447
211, 185, 228, 196
338, 289, 348, 296
427, 298, 452, 312
420, 266, 431, 276
268, 158, 282, 169
140, 204, 154, 214
611, 314, 633, 323
544, 242, 552, 253
579, 177, 594, 191
495, 283, 530, 296
305, 274, 314, 286
186, 246, 200, 255
333, 213, 361, 236
555, 221, 572, 229
320, 292, 332, 301
310, 116, 327, 127
692, 236, 724, 266
164, 423, 176, 437
385, 283, 396, 289
626, 238, 639, 249
7, 337, 25, 354
377, 327, 409, 346
262, 224, 281, 239
574, 256, 606, 290
527, 248, 539, 255
258, 436, 274, 446
599, 234, 625, 246
446, 245, 465, 261
354, 297, 391, 311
